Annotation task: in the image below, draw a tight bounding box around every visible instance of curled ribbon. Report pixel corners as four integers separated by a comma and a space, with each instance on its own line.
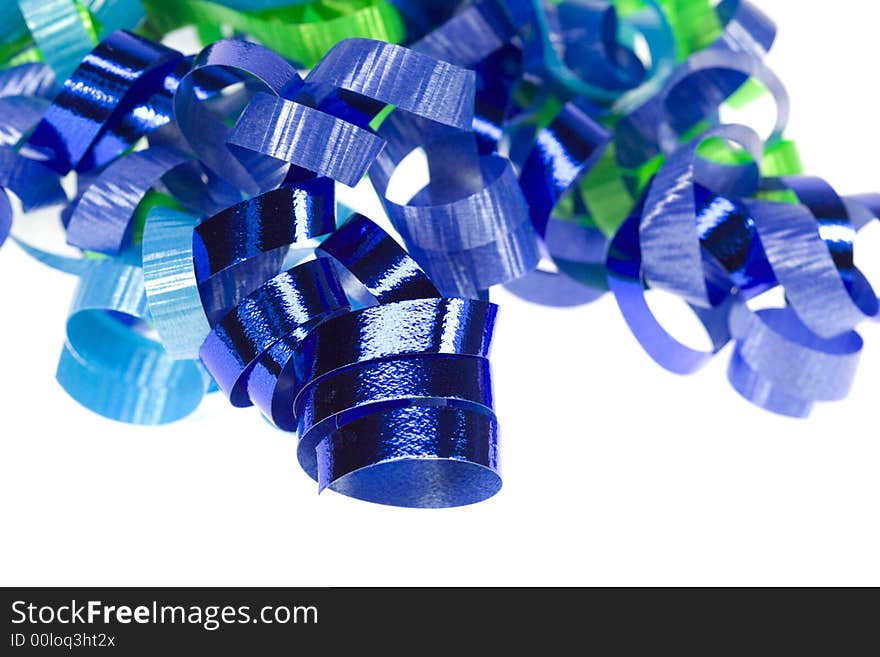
1, 0, 879, 511
58, 258, 211, 424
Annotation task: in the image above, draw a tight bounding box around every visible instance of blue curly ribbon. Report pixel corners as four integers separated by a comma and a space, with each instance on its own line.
27, 30, 184, 174
194, 179, 336, 324
300, 353, 494, 462
248, 215, 438, 431
228, 92, 386, 187
316, 405, 500, 508
3, 0, 880, 511
293, 297, 497, 397
747, 194, 877, 338
639, 123, 763, 307
0, 145, 66, 211
317, 213, 441, 303
190, 194, 502, 506
0, 63, 57, 99
0, 97, 46, 147
727, 304, 863, 418
142, 206, 212, 361
308, 38, 476, 130
303, 35, 541, 297
301, 216, 500, 507
173, 39, 304, 195
66, 146, 192, 254
532, 0, 678, 109
58, 258, 211, 424
508, 99, 611, 304
411, 0, 519, 67
607, 210, 734, 375
199, 257, 349, 407
370, 113, 540, 297
606, 121, 876, 414
613, 0, 782, 167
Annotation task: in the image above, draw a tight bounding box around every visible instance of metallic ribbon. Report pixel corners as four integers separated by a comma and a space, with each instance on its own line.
299, 216, 501, 507
306, 32, 541, 297
27, 30, 184, 174
316, 213, 440, 303
199, 257, 349, 407
369, 113, 541, 298
639, 123, 763, 307
245, 215, 438, 431
194, 179, 336, 324
3, 0, 880, 513
747, 193, 877, 339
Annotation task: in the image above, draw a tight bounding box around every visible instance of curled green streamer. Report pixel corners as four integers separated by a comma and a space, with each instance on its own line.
142, 0, 406, 67
613, 0, 722, 58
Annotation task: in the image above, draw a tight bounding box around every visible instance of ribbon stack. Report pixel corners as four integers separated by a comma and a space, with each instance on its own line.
0, 0, 876, 507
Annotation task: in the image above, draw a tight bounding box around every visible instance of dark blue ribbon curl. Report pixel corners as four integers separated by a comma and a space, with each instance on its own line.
28, 30, 185, 174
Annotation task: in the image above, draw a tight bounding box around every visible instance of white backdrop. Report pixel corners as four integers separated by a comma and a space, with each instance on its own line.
1, 1, 878, 586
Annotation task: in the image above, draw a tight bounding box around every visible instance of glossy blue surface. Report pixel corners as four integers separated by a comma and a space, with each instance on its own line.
297, 355, 494, 478
293, 297, 496, 396
199, 258, 348, 407
316, 405, 500, 508
317, 214, 440, 304
28, 30, 183, 174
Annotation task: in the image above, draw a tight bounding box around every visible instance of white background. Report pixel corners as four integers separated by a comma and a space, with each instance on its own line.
1, 1, 879, 586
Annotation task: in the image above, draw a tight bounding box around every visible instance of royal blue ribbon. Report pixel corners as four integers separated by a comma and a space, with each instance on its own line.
228, 92, 386, 187
194, 179, 336, 324
639, 123, 763, 308
173, 39, 304, 195
317, 213, 441, 303
66, 146, 192, 254
28, 30, 184, 174
199, 257, 349, 407
316, 404, 500, 508
0, 63, 57, 100
727, 303, 863, 418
